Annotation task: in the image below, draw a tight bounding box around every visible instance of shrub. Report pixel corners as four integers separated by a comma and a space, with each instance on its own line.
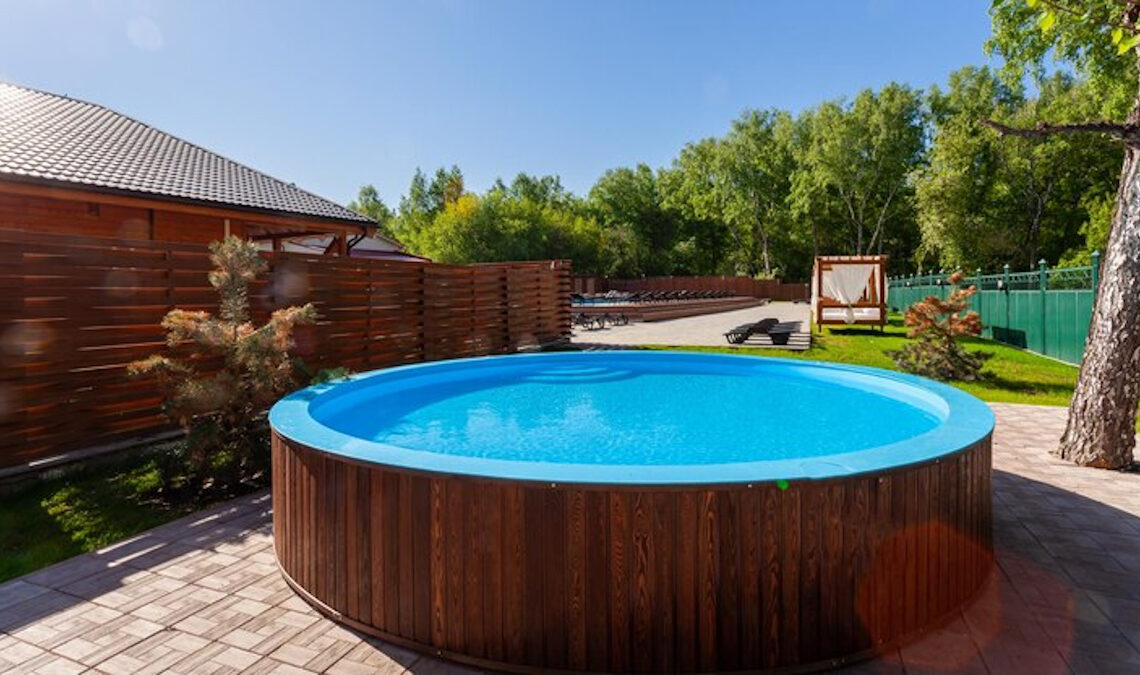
310, 366, 353, 385
889, 271, 990, 381
128, 237, 316, 496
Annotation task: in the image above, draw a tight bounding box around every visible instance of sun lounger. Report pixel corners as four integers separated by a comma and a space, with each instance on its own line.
724, 317, 779, 344
767, 322, 799, 346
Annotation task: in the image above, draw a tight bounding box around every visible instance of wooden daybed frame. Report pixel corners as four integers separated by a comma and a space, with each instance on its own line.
813, 255, 888, 330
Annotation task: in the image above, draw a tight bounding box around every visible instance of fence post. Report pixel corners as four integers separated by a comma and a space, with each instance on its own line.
1003, 263, 1010, 341
1039, 259, 1048, 356
1091, 250, 1101, 299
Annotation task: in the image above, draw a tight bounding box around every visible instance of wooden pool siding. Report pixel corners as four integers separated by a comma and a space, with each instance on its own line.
272, 432, 993, 673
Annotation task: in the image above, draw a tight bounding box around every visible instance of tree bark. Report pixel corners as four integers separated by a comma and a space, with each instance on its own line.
757, 220, 772, 277
1057, 144, 1140, 468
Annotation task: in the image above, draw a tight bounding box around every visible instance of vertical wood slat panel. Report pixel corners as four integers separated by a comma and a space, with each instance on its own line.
607, 492, 630, 674
273, 434, 994, 674
675, 491, 699, 673
464, 483, 485, 659
584, 491, 610, 673
483, 485, 505, 663
0, 228, 570, 469
630, 492, 653, 674
565, 489, 588, 671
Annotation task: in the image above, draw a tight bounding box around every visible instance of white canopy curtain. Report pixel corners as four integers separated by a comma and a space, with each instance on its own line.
821, 264, 877, 323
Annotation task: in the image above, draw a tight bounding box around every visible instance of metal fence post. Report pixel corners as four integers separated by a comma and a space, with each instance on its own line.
1091, 250, 1101, 299
1003, 263, 1010, 339
975, 267, 983, 335
1039, 259, 1048, 356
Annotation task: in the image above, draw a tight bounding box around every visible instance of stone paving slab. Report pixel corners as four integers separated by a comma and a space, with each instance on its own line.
2, 402, 1140, 673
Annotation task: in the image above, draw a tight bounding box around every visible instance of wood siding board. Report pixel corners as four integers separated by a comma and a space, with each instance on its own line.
272, 433, 993, 673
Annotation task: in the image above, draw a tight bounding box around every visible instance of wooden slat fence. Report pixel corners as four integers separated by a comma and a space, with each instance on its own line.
575, 275, 809, 301
0, 229, 570, 469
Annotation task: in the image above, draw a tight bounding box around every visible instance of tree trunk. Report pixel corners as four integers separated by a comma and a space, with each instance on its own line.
1057, 145, 1140, 468
757, 220, 771, 277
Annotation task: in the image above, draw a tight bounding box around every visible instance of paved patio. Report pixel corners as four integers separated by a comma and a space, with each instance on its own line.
2, 403, 1140, 674
572, 301, 812, 348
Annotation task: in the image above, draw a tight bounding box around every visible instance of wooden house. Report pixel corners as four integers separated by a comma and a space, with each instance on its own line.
0, 81, 400, 254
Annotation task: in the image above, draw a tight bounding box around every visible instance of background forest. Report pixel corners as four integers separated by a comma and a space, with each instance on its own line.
350, 66, 1126, 281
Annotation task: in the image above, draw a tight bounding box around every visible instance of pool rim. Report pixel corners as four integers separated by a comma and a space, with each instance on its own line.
268, 350, 995, 486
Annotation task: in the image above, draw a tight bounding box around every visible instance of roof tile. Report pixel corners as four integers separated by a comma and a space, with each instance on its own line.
0, 82, 372, 226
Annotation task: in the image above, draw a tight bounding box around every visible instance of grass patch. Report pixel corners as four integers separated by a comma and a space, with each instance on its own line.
641, 315, 1079, 407
0, 445, 236, 583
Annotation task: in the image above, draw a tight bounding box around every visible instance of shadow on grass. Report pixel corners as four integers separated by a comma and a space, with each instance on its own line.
981, 373, 1078, 400
823, 326, 897, 338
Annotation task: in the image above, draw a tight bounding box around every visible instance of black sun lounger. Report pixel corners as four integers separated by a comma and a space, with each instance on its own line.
767, 322, 800, 346
724, 317, 779, 345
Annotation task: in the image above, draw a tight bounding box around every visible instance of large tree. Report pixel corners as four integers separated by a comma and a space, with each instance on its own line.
916, 67, 1120, 270
407, 171, 608, 273
988, 0, 1140, 468
717, 110, 798, 277
794, 84, 926, 260
347, 185, 395, 236
588, 164, 680, 276
662, 111, 799, 278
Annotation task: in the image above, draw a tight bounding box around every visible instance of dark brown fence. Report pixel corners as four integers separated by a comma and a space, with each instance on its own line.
0, 229, 570, 469
574, 275, 809, 301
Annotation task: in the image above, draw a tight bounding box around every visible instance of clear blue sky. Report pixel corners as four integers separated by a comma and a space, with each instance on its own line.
0, 0, 996, 207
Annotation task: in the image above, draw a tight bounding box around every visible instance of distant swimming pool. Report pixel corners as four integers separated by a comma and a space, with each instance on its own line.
570, 296, 632, 306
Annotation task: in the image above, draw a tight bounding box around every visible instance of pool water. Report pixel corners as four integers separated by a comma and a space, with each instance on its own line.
306, 353, 950, 468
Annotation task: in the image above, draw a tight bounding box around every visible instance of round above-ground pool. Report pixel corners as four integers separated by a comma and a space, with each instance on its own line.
270, 351, 994, 673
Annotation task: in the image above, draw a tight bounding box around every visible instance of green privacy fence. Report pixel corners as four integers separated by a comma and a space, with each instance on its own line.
887, 253, 1101, 366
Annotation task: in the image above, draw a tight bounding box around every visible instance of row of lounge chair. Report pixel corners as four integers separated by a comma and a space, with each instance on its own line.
571, 289, 737, 303
572, 312, 630, 331
724, 317, 800, 346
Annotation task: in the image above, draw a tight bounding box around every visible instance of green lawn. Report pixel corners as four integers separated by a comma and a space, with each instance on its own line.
1, 448, 217, 583
642, 315, 1079, 407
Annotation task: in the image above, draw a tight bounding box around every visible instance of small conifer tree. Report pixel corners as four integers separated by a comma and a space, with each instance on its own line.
129, 237, 315, 492
889, 271, 989, 381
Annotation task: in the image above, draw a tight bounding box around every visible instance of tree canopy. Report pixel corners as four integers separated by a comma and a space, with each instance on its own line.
348, 44, 1121, 280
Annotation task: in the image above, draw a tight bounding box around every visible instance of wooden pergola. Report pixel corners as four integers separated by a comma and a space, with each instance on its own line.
812, 255, 888, 330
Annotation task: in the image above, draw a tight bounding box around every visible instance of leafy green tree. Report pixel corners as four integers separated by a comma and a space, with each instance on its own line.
392, 166, 466, 251
915, 67, 1022, 269
988, 0, 1140, 468
661, 137, 737, 271
916, 68, 1120, 270
717, 110, 798, 277
588, 164, 680, 276
407, 173, 608, 272
662, 111, 800, 278
793, 84, 926, 261
1060, 191, 1115, 265
347, 185, 395, 235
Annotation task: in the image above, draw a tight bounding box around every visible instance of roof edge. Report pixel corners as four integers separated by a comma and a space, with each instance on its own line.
0, 172, 374, 232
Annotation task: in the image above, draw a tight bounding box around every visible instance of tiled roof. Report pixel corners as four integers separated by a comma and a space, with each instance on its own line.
0, 81, 372, 226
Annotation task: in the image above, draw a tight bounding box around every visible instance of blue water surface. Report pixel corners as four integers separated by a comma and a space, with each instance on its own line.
272, 352, 995, 483
311, 357, 941, 465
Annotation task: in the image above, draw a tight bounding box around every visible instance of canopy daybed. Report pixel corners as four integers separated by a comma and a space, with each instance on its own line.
812, 255, 888, 330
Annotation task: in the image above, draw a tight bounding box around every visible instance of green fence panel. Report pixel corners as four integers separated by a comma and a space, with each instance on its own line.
887, 267, 1094, 365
